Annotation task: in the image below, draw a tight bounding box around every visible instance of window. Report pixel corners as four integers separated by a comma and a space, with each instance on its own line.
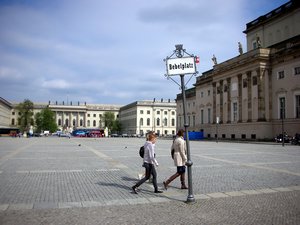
87, 120, 90, 127
140, 110, 144, 114
208, 108, 211, 123
140, 118, 143, 126
294, 67, 300, 75
93, 114, 96, 117
147, 118, 150, 126
296, 95, 300, 118
80, 119, 83, 126
252, 76, 257, 86
278, 71, 285, 79
11, 118, 15, 125
156, 118, 160, 126
157, 111, 160, 115
12, 112, 15, 115
243, 79, 247, 88
164, 111, 167, 115
93, 120, 96, 127
65, 119, 69, 127
201, 110, 204, 124
87, 114, 90, 117
73, 119, 76, 127
58, 119, 62, 126
223, 85, 228, 92
193, 115, 195, 127
279, 97, 285, 119
208, 90, 211, 96
171, 118, 175, 126
164, 118, 167, 126
99, 114, 102, 118
171, 111, 175, 115
233, 102, 238, 121
147, 110, 150, 114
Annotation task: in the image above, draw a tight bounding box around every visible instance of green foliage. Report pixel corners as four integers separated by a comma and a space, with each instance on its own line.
16, 99, 34, 132
103, 112, 122, 133
103, 112, 115, 130
35, 108, 58, 133
112, 119, 122, 133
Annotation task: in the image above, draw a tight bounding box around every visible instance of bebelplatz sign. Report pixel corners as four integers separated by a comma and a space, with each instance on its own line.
166, 56, 196, 76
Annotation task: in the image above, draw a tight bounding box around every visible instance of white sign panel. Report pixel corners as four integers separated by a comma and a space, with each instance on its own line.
166, 57, 196, 76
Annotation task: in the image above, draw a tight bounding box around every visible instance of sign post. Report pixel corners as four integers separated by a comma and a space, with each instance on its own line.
164, 44, 198, 203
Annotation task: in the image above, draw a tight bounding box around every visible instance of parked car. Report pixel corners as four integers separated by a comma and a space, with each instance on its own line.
291, 133, 300, 145
110, 133, 119, 137
274, 134, 291, 143
72, 130, 86, 137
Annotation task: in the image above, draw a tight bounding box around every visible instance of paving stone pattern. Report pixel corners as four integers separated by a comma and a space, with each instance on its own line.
0, 137, 299, 225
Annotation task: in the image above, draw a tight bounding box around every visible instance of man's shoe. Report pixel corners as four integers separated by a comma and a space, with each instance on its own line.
181, 185, 188, 189
132, 186, 138, 194
154, 190, 163, 193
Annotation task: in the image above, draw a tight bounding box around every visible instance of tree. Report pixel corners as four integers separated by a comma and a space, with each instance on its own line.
103, 112, 115, 132
16, 99, 34, 133
112, 119, 122, 133
35, 108, 58, 133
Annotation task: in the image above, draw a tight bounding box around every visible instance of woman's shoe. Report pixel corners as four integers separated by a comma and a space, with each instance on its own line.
163, 181, 168, 190
132, 186, 138, 194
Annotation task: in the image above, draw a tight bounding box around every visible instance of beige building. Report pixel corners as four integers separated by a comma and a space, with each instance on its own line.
48, 101, 120, 131
119, 99, 177, 136
0, 97, 13, 129
0, 98, 176, 136
177, 0, 300, 140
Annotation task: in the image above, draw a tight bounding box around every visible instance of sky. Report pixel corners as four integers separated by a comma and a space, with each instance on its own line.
0, 0, 289, 105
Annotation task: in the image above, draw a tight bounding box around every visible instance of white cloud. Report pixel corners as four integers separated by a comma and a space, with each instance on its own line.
0, 0, 289, 104
42, 79, 71, 89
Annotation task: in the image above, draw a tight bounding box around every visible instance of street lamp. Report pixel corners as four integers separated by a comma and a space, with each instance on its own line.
164, 44, 198, 203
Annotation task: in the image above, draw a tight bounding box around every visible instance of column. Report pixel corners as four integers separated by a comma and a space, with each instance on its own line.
247, 71, 252, 122
257, 68, 266, 121
238, 74, 242, 122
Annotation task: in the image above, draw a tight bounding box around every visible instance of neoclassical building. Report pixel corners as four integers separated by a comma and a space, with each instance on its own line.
47, 101, 121, 131
176, 0, 300, 140
119, 99, 177, 136
0, 98, 176, 136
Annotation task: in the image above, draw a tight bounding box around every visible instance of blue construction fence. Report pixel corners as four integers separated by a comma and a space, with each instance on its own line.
185, 131, 204, 140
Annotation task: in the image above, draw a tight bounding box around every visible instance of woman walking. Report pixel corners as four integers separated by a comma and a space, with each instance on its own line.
132, 132, 163, 194
163, 129, 188, 190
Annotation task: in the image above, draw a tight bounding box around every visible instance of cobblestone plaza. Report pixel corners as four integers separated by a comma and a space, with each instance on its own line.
0, 137, 299, 224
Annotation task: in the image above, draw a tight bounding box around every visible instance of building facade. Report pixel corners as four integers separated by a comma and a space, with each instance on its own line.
119, 99, 177, 136
48, 102, 120, 132
0, 98, 176, 136
176, 0, 300, 140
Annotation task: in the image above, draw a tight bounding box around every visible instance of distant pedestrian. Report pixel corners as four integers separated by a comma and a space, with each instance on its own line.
132, 133, 163, 194
163, 129, 188, 190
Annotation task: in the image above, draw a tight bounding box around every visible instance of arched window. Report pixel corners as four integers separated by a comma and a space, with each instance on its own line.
156, 118, 160, 126
140, 118, 143, 126
171, 118, 175, 126
58, 119, 62, 126
80, 119, 83, 126
93, 120, 96, 127
65, 119, 69, 127
147, 118, 150, 126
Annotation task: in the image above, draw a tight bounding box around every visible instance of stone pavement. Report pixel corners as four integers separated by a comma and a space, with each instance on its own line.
0, 137, 299, 225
